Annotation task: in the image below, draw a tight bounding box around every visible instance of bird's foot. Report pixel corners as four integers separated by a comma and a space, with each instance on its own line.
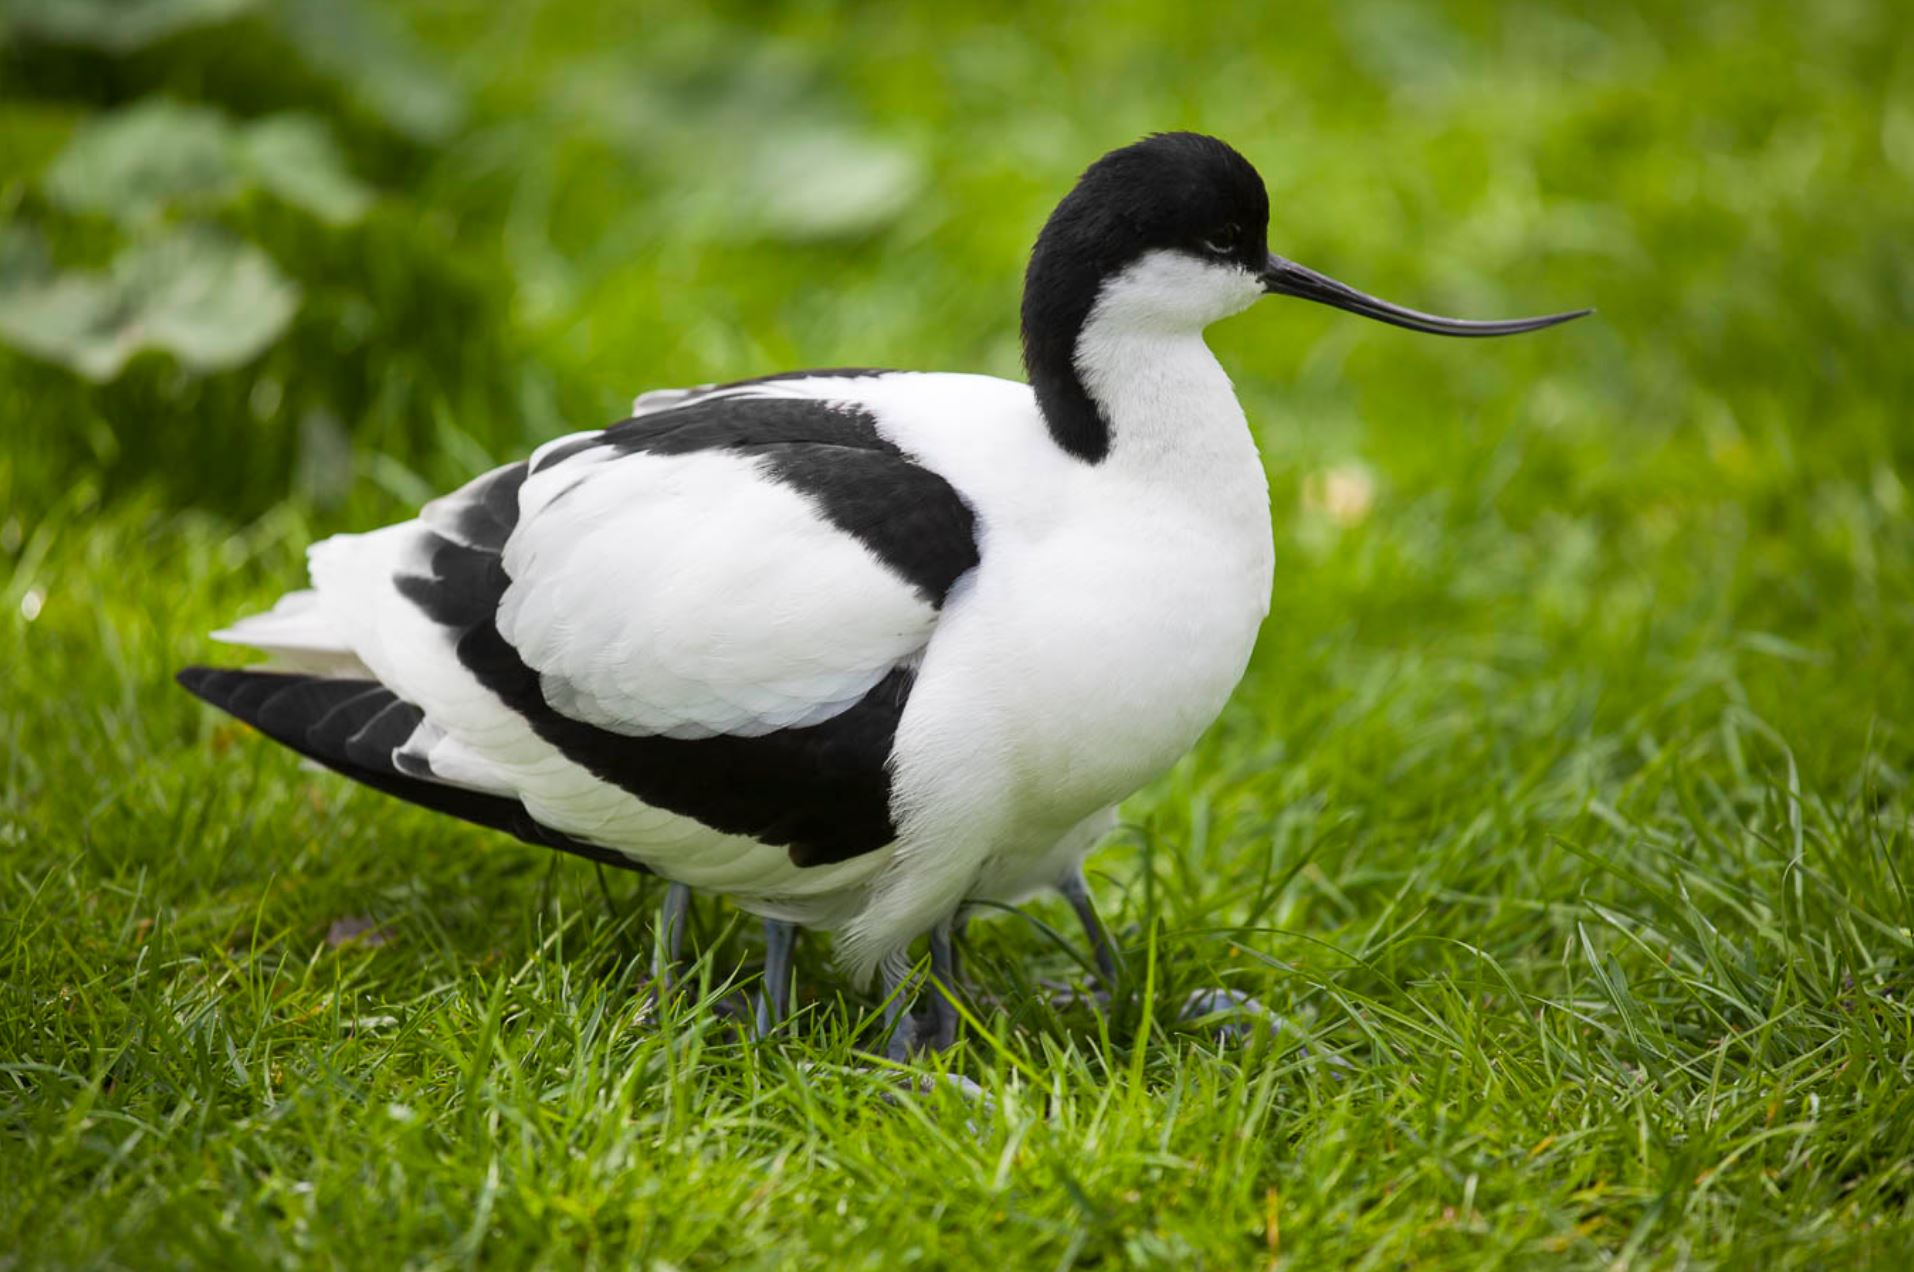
884, 993, 960, 1061
869, 924, 988, 1122
1178, 987, 1276, 1044
1049, 870, 1335, 1056
1018, 981, 1274, 1048
871, 1068, 994, 1136
1178, 989, 1347, 1072
878, 920, 962, 1061
1034, 978, 1112, 1012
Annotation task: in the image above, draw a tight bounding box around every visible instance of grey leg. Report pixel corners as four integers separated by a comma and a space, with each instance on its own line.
1048, 871, 1295, 1050
948, 910, 969, 987
923, 921, 960, 1052
872, 932, 990, 1110
1058, 866, 1122, 988
754, 919, 798, 1037
883, 919, 962, 1060
880, 951, 913, 1057
653, 881, 691, 992
1052, 872, 1273, 1044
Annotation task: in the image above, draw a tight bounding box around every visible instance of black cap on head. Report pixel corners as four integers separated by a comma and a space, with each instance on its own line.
1023, 133, 1273, 462
1037, 132, 1273, 273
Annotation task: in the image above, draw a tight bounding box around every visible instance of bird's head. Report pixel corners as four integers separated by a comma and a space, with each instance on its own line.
1023, 132, 1274, 334
1021, 132, 1589, 460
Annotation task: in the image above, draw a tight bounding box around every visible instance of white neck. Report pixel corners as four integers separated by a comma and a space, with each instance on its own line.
1077, 325, 1256, 475
1071, 251, 1268, 501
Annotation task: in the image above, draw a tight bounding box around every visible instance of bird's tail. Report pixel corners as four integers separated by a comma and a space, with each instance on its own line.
176, 665, 644, 870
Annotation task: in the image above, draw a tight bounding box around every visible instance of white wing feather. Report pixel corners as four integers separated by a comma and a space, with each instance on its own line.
499, 444, 935, 740
210, 590, 372, 677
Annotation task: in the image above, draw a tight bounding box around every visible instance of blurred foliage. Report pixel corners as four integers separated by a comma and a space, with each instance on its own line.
4, 0, 254, 54
0, 0, 1907, 526
0, 0, 509, 512
0, 221, 299, 379
42, 100, 372, 225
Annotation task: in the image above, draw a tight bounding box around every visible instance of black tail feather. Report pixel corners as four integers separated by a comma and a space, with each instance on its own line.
176, 666, 648, 872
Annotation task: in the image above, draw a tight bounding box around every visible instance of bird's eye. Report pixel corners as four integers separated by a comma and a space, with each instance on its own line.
1202, 226, 1240, 257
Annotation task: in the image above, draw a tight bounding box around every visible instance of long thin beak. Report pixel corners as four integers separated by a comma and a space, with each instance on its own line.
1261, 254, 1591, 337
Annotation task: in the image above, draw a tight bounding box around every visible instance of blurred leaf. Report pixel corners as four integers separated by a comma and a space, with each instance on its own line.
277, 0, 466, 143
43, 100, 237, 221
0, 225, 298, 380
41, 101, 372, 225
116, 226, 300, 373
740, 127, 925, 242
0, 224, 124, 379
240, 114, 374, 225
0, 280, 130, 380
0, 0, 253, 52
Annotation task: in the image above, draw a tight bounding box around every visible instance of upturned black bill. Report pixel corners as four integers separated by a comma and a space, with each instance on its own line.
1262, 255, 1590, 337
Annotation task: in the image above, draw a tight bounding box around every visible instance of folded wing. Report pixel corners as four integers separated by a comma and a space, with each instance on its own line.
186, 375, 981, 874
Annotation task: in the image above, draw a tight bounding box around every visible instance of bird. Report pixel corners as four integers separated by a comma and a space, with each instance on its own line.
178, 132, 1587, 1059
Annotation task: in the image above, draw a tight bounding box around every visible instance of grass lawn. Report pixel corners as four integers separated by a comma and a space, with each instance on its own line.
4, 0, 1913, 1265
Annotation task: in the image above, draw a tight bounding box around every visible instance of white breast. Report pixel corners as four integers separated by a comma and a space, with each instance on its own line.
833, 313, 1274, 972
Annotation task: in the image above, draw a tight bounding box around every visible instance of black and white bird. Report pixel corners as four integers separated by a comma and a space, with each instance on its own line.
180, 133, 1586, 1056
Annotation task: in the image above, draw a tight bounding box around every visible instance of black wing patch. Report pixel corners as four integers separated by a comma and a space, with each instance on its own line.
537, 390, 980, 606
176, 665, 645, 871
437, 461, 526, 550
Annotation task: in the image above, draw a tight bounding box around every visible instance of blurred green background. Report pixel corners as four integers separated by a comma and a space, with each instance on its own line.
8, 0, 1908, 536
4, 0, 1914, 1266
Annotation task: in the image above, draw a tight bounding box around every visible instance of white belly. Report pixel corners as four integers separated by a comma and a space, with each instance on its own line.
961, 505, 1271, 823
857, 472, 1273, 961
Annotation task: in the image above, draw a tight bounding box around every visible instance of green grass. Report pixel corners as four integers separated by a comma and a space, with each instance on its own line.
4, 0, 1914, 1265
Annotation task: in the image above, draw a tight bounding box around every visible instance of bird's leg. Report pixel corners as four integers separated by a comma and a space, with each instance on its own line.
651, 881, 692, 996
924, 920, 961, 1051
1057, 865, 1122, 989
883, 919, 962, 1060
1052, 871, 1272, 1042
754, 919, 798, 1038
948, 910, 969, 988
879, 950, 914, 1052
